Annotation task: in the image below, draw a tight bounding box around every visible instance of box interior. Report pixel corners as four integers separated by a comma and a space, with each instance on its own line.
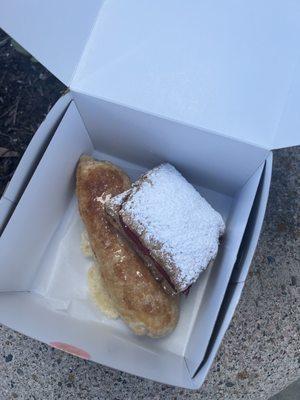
192, 152, 272, 386
0, 97, 267, 381
73, 91, 267, 196
0, 95, 72, 236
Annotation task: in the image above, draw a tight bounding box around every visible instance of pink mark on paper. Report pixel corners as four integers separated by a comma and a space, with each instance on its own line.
50, 342, 90, 360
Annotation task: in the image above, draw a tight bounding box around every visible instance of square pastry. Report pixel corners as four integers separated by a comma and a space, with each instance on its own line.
105, 163, 225, 295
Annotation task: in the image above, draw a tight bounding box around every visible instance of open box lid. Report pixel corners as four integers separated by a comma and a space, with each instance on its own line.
1, 0, 299, 150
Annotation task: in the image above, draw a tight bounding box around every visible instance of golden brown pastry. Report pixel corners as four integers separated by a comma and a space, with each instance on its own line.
76, 156, 179, 337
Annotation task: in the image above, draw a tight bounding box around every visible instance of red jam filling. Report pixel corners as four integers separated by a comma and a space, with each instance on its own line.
120, 218, 176, 291
183, 286, 191, 296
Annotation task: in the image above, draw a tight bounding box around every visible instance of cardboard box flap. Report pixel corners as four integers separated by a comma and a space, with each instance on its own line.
1, 1, 299, 149
0, 0, 103, 85
273, 60, 300, 149
72, 0, 300, 150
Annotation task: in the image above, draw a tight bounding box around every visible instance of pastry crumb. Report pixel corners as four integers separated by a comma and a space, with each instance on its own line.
94, 193, 112, 204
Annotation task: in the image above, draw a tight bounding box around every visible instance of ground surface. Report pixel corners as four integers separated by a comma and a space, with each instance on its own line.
0, 28, 299, 400
0, 29, 64, 197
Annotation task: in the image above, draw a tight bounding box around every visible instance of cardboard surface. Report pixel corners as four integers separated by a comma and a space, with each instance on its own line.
3, 94, 71, 205
0, 292, 192, 388
72, 91, 267, 196
192, 153, 272, 387
231, 153, 273, 284
0, 0, 103, 85
73, 0, 300, 150
0, 102, 93, 291
1, 1, 299, 150
274, 63, 300, 149
0, 99, 270, 387
0, 197, 13, 234
185, 160, 265, 374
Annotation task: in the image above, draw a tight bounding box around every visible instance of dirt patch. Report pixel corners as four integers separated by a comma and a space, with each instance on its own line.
0, 28, 65, 197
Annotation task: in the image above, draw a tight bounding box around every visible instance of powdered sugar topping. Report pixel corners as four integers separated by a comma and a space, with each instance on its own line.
113, 164, 225, 290
95, 193, 112, 204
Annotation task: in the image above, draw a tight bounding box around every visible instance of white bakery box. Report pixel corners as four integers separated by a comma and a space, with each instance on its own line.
0, 0, 299, 389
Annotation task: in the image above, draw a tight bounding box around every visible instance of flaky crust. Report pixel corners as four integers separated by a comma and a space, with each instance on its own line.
76, 156, 179, 337
105, 201, 177, 296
